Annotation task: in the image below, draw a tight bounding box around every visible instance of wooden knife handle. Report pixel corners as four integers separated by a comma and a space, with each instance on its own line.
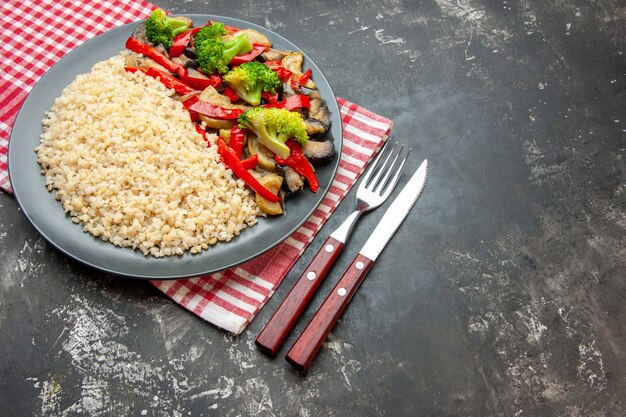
255, 236, 345, 356
285, 253, 374, 372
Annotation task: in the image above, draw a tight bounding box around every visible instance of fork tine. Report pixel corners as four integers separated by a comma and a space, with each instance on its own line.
366, 141, 397, 189
373, 144, 405, 194
378, 148, 410, 198
359, 140, 392, 188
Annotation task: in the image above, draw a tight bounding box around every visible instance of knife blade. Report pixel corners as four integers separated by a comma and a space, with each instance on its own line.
285, 159, 429, 372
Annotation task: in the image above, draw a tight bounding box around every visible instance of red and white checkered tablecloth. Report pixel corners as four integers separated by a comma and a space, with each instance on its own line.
0, 0, 393, 334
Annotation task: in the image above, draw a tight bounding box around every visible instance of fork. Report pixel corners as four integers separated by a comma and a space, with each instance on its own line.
255, 141, 409, 355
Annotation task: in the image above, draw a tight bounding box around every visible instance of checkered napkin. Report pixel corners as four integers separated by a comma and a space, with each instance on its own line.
0, 0, 393, 334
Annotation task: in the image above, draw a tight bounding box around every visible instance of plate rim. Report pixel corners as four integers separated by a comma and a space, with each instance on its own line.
8, 14, 342, 280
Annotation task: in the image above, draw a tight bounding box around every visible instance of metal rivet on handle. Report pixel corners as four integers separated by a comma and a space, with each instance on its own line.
325, 244, 334, 253
306, 271, 316, 280
355, 261, 365, 270
337, 288, 347, 296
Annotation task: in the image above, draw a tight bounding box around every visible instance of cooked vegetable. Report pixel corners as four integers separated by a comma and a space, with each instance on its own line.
145, 9, 190, 49
125, 37, 186, 76
302, 139, 335, 166
275, 140, 319, 192
230, 44, 269, 66
247, 136, 277, 171
237, 107, 308, 159
224, 62, 281, 106
124, 67, 195, 95
195, 23, 252, 74
122, 16, 336, 218
254, 173, 284, 215
216, 137, 280, 202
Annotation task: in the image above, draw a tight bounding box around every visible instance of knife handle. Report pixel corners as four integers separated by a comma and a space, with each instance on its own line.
255, 236, 345, 356
285, 253, 374, 372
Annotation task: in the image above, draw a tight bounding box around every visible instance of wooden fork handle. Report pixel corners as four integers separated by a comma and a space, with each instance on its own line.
285, 253, 374, 372
255, 236, 345, 356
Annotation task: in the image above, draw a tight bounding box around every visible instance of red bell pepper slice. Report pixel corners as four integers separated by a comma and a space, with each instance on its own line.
125, 37, 187, 77
264, 94, 310, 111
188, 100, 244, 120
124, 67, 195, 95
195, 124, 211, 146
291, 68, 312, 88
217, 137, 280, 202
230, 44, 269, 65
275, 140, 319, 192
223, 86, 240, 102
264, 60, 293, 81
182, 95, 201, 122
228, 126, 245, 159
239, 154, 258, 170
169, 27, 203, 57
261, 91, 278, 104
179, 72, 222, 90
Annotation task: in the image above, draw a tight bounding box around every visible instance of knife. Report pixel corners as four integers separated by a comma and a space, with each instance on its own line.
285, 159, 429, 372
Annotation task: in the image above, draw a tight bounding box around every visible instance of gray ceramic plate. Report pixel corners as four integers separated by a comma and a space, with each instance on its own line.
9, 15, 341, 279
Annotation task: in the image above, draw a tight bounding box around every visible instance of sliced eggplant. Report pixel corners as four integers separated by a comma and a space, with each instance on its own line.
304, 118, 329, 136
307, 90, 331, 128
252, 172, 284, 215
131, 23, 149, 44
262, 48, 290, 61
302, 139, 336, 166
172, 54, 198, 69
247, 136, 276, 171
125, 53, 171, 74
198, 115, 235, 130
282, 166, 304, 193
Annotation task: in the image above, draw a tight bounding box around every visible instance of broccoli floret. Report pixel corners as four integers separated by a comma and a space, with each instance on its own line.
194, 24, 252, 74
223, 62, 281, 106
194, 22, 228, 44
238, 107, 308, 159
145, 9, 189, 49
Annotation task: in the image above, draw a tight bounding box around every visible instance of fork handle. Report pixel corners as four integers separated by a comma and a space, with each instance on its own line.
285, 253, 374, 372
255, 236, 345, 356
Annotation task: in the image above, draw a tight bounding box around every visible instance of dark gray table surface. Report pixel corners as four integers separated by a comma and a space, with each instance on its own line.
1, 0, 624, 416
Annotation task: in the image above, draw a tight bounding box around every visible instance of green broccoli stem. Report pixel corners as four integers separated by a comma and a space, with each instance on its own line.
223, 34, 252, 63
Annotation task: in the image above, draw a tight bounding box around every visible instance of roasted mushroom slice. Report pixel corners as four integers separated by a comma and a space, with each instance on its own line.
302, 140, 336, 166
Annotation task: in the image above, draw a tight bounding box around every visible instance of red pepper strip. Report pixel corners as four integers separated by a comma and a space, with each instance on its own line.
125, 37, 187, 77
217, 137, 281, 202
145, 67, 196, 95
124, 67, 195, 95
195, 124, 210, 146
291, 68, 312, 88
275, 140, 319, 192
229, 126, 245, 159
239, 154, 258, 170
223, 86, 239, 102
264, 94, 310, 111
261, 91, 278, 104
182, 95, 201, 122
169, 31, 192, 58
188, 100, 244, 120
230, 44, 269, 65
264, 60, 293, 81
179, 72, 222, 90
